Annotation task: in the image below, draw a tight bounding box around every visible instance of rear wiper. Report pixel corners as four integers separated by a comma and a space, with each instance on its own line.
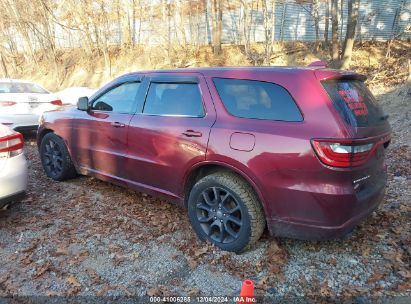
380, 114, 389, 121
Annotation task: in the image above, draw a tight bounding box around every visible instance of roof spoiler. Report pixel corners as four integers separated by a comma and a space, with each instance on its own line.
315, 70, 367, 82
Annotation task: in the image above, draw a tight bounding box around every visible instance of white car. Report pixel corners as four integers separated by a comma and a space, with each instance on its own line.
0, 79, 62, 132
0, 124, 27, 208
55, 86, 96, 105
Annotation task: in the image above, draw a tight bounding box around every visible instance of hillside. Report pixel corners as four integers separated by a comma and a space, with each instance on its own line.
5, 40, 411, 93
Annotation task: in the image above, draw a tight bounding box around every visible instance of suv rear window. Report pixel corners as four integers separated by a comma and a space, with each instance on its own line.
213, 78, 303, 122
322, 80, 385, 127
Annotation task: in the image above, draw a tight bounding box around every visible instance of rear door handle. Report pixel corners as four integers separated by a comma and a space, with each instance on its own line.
111, 121, 126, 128
182, 130, 202, 137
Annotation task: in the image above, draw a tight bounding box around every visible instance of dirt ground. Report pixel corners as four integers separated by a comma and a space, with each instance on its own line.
0, 83, 410, 302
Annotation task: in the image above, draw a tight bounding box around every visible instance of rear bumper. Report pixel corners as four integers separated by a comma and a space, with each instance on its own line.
0, 114, 39, 131
0, 153, 28, 207
267, 179, 386, 240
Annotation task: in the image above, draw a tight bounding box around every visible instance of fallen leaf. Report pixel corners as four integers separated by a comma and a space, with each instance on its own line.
194, 247, 208, 257
33, 261, 51, 278
55, 246, 69, 256
186, 288, 200, 297
188, 259, 198, 270
147, 287, 162, 297
393, 282, 411, 291
96, 284, 110, 296
320, 283, 331, 297
85, 268, 100, 284
398, 270, 411, 279
66, 275, 81, 288
367, 272, 385, 283
22, 241, 38, 253
256, 276, 270, 289
361, 247, 370, 257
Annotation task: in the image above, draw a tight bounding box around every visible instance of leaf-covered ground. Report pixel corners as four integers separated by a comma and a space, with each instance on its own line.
0, 84, 410, 301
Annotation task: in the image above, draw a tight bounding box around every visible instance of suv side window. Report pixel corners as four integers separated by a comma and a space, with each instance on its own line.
92, 82, 140, 113
213, 78, 303, 122
143, 82, 204, 117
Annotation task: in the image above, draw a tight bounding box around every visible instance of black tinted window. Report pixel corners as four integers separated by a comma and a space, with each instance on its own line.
213, 78, 302, 122
322, 80, 385, 127
92, 82, 140, 113
143, 83, 204, 116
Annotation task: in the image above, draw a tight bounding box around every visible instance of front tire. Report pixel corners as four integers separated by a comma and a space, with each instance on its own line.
40, 133, 77, 181
188, 172, 265, 252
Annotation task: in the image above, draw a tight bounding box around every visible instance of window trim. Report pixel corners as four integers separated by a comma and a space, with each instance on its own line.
141, 80, 206, 118
90, 81, 142, 114
150, 76, 199, 84
212, 77, 304, 123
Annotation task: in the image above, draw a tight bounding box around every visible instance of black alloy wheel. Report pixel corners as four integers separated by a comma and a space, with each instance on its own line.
196, 186, 243, 244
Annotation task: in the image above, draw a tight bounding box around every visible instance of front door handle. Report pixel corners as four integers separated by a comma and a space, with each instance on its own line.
182, 130, 202, 137
111, 121, 125, 128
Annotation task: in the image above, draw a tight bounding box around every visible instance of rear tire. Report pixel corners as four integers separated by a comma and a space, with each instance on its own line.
40, 133, 77, 181
188, 172, 265, 252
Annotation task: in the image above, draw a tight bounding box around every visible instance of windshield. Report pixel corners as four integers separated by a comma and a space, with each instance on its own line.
0, 82, 49, 94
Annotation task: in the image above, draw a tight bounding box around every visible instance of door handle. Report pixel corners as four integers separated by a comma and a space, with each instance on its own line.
182, 130, 202, 137
111, 121, 125, 128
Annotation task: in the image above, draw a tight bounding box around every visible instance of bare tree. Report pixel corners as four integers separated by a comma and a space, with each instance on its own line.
0, 49, 9, 78
262, 0, 276, 65
210, 0, 223, 55
340, 0, 360, 69
312, 0, 320, 51
239, 0, 251, 53
324, 0, 330, 47
330, 0, 339, 62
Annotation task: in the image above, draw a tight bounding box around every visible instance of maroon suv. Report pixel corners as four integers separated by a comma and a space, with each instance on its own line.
37, 67, 391, 252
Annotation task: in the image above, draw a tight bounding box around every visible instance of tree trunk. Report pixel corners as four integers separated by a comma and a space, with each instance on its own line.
324, 0, 330, 47
331, 0, 339, 62
0, 52, 9, 78
313, 0, 320, 51
204, 0, 212, 45
340, 0, 360, 69
132, 0, 136, 46
240, 0, 251, 54
262, 0, 276, 65
211, 0, 222, 55
280, 2, 287, 42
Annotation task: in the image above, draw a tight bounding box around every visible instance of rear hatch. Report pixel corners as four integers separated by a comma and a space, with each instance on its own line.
321, 78, 390, 137
316, 71, 391, 200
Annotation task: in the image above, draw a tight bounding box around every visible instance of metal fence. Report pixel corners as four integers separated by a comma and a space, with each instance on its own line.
219, 0, 411, 43
49, 0, 411, 49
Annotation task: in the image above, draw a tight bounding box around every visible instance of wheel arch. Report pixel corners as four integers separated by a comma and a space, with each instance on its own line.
183, 161, 268, 218
36, 128, 54, 148
37, 128, 79, 171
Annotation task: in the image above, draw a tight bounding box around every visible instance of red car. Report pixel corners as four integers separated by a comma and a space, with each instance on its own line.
37, 67, 391, 252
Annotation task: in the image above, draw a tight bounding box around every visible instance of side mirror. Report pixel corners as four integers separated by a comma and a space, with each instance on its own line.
77, 96, 89, 111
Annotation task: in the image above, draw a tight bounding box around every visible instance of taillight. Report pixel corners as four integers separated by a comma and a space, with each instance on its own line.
0, 132, 24, 158
0, 101, 17, 107
50, 100, 62, 106
311, 139, 377, 167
